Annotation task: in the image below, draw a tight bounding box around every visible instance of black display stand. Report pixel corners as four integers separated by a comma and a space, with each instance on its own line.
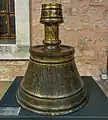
0, 76, 108, 120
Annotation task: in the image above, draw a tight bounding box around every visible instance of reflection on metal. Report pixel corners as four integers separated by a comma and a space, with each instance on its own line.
16, 3, 88, 116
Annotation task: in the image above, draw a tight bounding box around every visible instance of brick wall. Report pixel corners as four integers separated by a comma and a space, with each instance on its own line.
31, 0, 107, 79
0, 0, 107, 81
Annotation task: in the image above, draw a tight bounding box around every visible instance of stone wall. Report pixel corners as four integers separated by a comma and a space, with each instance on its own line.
0, 0, 30, 59
0, 0, 107, 81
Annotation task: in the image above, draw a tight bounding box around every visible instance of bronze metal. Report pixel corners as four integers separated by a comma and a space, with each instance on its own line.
16, 3, 88, 116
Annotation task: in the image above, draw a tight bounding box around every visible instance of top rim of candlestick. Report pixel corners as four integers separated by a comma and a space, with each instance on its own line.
42, 3, 62, 9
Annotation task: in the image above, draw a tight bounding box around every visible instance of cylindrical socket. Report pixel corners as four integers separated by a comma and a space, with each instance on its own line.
40, 3, 64, 24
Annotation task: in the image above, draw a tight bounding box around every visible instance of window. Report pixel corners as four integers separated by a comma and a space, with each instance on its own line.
0, 0, 16, 39
0, 0, 30, 60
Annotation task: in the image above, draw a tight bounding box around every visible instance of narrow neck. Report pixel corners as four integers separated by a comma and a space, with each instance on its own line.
43, 23, 61, 51
45, 23, 59, 41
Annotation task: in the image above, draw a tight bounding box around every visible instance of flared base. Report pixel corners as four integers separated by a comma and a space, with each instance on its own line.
16, 97, 88, 116
16, 85, 88, 116
16, 45, 88, 116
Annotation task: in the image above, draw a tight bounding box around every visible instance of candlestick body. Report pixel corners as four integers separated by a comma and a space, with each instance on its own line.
16, 3, 88, 116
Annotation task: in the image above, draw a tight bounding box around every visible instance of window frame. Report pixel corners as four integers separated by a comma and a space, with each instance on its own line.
0, 0, 16, 38
0, 0, 30, 60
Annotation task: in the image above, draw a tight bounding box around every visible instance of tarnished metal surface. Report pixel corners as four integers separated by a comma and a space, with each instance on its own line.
16, 3, 88, 116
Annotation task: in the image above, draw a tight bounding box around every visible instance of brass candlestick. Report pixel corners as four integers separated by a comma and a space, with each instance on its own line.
16, 3, 88, 116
